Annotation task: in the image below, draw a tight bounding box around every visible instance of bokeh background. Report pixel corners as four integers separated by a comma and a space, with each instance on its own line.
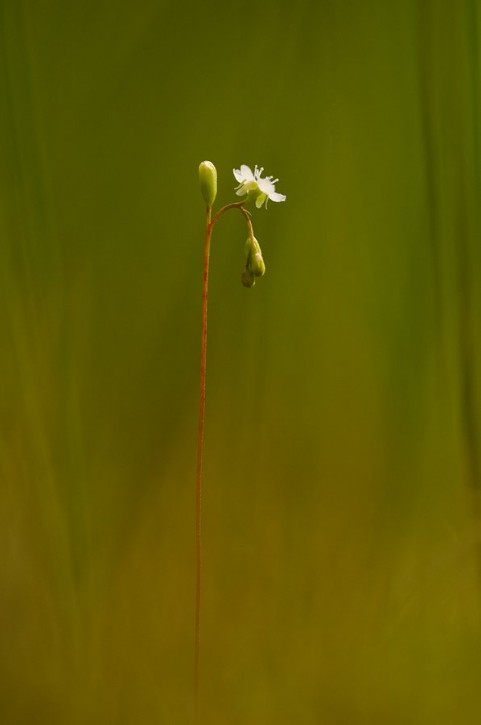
1, 0, 481, 723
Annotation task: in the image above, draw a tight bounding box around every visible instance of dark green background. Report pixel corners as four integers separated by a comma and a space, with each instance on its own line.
1, 1, 481, 723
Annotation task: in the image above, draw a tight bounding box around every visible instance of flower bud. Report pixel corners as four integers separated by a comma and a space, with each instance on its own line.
199, 161, 217, 207
245, 237, 266, 277
251, 252, 265, 277
241, 268, 255, 288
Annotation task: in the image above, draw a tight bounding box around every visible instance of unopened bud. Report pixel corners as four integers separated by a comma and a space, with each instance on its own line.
199, 161, 217, 207
250, 251, 265, 278
241, 268, 255, 288
245, 237, 266, 277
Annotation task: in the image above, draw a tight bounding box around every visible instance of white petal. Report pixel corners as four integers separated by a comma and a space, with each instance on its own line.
257, 177, 275, 195
269, 192, 286, 203
240, 164, 254, 181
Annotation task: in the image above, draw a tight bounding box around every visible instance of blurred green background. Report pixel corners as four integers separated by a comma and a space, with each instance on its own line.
1, 0, 481, 723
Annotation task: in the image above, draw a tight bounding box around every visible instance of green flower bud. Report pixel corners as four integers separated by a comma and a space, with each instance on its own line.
199, 160, 217, 206
250, 251, 265, 278
241, 268, 255, 288
245, 237, 266, 277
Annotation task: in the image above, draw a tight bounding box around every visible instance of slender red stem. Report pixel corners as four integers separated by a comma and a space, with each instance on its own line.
194, 201, 249, 722
194, 206, 212, 721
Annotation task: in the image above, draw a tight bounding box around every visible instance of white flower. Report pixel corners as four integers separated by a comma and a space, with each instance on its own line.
233, 164, 287, 208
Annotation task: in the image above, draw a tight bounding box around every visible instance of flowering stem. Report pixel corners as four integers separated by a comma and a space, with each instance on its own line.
194, 200, 249, 722
194, 204, 211, 722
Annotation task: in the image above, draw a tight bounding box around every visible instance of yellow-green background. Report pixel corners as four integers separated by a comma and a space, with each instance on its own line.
1, 1, 481, 723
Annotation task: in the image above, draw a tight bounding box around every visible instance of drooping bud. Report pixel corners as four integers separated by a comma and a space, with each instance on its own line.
245, 237, 266, 277
241, 268, 255, 288
244, 238, 252, 263
199, 161, 217, 207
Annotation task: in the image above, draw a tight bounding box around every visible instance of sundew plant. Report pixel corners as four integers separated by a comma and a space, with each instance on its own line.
3, 3, 481, 724
194, 161, 286, 719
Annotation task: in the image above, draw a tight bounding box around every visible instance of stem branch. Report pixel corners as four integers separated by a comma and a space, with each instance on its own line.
210, 201, 254, 239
